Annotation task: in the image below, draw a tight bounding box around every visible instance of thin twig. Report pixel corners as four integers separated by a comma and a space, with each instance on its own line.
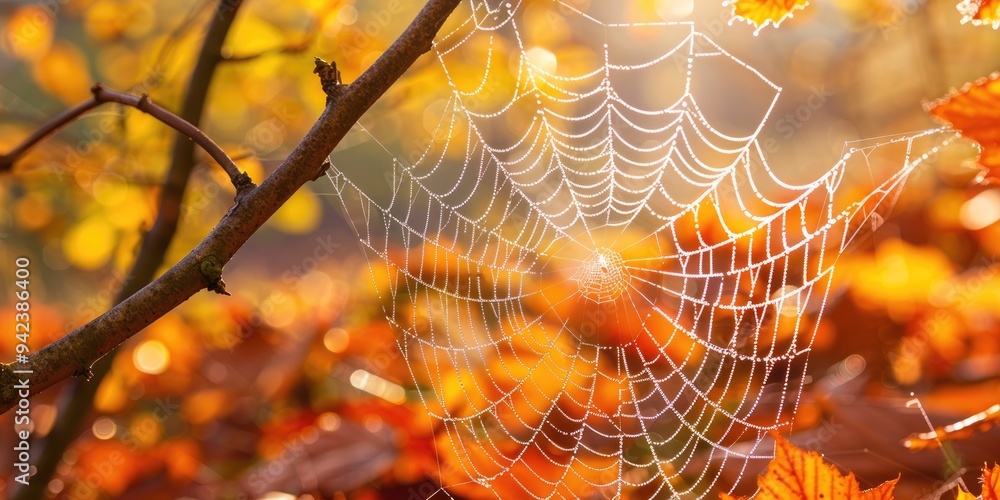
0, 84, 251, 192
0, 0, 464, 414
0, 100, 101, 171
94, 84, 251, 190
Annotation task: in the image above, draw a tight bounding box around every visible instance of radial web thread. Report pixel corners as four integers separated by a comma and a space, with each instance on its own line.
325, 1, 954, 497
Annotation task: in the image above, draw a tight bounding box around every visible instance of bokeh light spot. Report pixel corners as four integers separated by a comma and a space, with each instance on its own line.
133, 340, 170, 375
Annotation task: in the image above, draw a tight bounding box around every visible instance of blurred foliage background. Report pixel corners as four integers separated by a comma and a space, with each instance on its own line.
2, 0, 1000, 498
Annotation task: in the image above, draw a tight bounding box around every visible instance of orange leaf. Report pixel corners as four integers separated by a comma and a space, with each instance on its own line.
958, 0, 1000, 28
926, 72, 1000, 183
31, 42, 94, 105
985, 464, 1000, 500
726, 0, 810, 33
726, 432, 898, 499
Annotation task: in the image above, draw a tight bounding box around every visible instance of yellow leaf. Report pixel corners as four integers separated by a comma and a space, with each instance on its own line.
956, 490, 978, 500
270, 185, 322, 234
63, 215, 117, 270
726, 0, 810, 33
84, 0, 129, 41
3, 5, 55, 61
985, 464, 1000, 500
837, 239, 954, 320
227, 15, 286, 56
96, 44, 142, 88
32, 42, 94, 105
114, 228, 143, 273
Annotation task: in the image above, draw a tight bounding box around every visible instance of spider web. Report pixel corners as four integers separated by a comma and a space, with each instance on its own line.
324, 1, 953, 497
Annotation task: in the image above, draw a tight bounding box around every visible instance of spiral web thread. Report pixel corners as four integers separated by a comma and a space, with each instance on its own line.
325, 1, 953, 497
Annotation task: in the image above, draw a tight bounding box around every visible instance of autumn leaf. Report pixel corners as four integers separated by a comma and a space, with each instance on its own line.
722, 432, 899, 499
269, 185, 322, 234
31, 42, 94, 105
926, 72, 1000, 183
985, 464, 1000, 500
3, 5, 55, 61
954, 464, 1000, 499
958, 0, 1000, 28
725, 0, 810, 33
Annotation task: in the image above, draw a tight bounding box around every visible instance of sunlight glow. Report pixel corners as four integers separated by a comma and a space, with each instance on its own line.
654, 0, 694, 20
350, 369, 406, 404
133, 340, 170, 375
960, 189, 1000, 230
525, 47, 557, 73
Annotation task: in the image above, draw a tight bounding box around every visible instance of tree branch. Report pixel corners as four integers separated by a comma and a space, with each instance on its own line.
0, 100, 99, 170
129, 0, 246, 306
0, 0, 463, 414
99, 84, 251, 189
11, 1, 246, 496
